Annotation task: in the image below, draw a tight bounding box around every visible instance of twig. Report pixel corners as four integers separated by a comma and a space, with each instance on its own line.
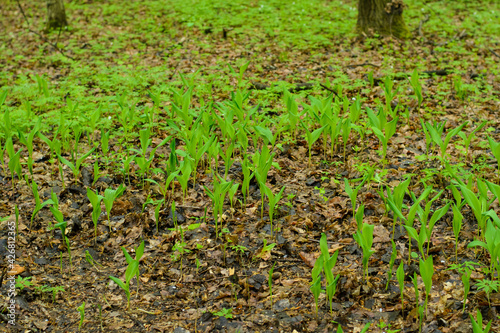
346, 62, 380, 69
319, 83, 340, 98
185, 276, 229, 283
0, 266, 7, 288
176, 204, 205, 210
489, 48, 500, 59
421, 69, 453, 76
417, 14, 430, 37
422, 0, 445, 24
15, 0, 76, 61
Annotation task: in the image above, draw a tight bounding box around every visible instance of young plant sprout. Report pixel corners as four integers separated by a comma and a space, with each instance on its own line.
121, 240, 145, 294
109, 258, 140, 310
268, 262, 276, 309
260, 183, 285, 238
204, 174, 233, 239
301, 122, 326, 166
470, 309, 492, 333
452, 204, 463, 262
77, 302, 85, 330
353, 222, 375, 280
320, 233, 340, 315
386, 240, 398, 290
365, 106, 398, 161
87, 188, 103, 242
461, 268, 471, 313
344, 176, 367, 222
419, 255, 434, 317
396, 261, 405, 313
102, 184, 125, 233
487, 136, 500, 173
30, 180, 54, 229
5, 137, 23, 188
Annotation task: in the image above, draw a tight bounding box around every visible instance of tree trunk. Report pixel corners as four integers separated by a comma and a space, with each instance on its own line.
356, 0, 410, 39
46, 0, 68, 30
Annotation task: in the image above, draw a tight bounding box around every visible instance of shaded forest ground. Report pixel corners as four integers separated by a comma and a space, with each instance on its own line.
0, 0, 500, 332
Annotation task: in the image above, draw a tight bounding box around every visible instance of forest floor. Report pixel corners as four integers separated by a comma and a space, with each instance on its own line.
1, 0, 500, 332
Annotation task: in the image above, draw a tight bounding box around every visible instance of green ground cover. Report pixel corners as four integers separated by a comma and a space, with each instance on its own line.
0, 0, 500, 331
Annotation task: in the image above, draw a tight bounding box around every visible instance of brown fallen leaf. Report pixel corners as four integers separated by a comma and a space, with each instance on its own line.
299, 251, 318, 268
111, 198, 133, 215
373, 224, 391, 243
8, 264, 25, 276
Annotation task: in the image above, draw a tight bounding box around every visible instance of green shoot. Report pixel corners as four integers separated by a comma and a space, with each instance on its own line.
320, 233, 340, 314
301, 123, 325, 166
87, 188, 103, 242
77, 302, 85, 331
425, 120, 468, 162
109, 259, 139, 310
470, 309, 492, 333
487, 136, 500, 174
365, 106, 398, 160
261, 183, 285, 238
30, 180, 54, 229
396, 262, 405, 313
409, 68, 423, 109
103, 184, 126, 233
461, 268, 471, 313
121, 240, 145, 295
52, 219, 72, 269
419, 256, 434, 317
353, 222, 375, 280
458, 121, 486, 161
57, 148, 95, 183
341, 118, 351, 163
344, 176, 366, 221
452, 204, 463, 262
475, 279, 500, 308
386, 240, 398, 290
268, 262, 276, 309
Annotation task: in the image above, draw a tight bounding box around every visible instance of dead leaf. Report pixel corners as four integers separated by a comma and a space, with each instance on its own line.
299, 251, 318, 268
8, 264, 25, 276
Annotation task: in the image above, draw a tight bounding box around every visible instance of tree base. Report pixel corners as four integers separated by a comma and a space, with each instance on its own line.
46, 0, 68, 31
356, 0, 411, 39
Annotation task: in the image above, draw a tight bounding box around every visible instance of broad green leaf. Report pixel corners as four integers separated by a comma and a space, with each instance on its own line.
109, 276, 127, 291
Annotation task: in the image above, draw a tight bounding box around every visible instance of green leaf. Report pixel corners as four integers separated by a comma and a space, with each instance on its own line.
486, 180, 500, 201
467, 240, 487, 250
459, 184, 483, 227
311, 253, 324, 280
355, 204, 365, 231
429, 202, 451, 230
487, 136, 500, 164
319, 233, 329, 260
365, 107, 380, 129
396, 261, 405, 290
125, 260, 139, 284
442, 121, 468, 156
109, 276, 127, 291
404, 225, 419, 245
311, 125, 326, 145
135, 240, 145, 260
0, 89, 7, 108
58, 154, 75, 173
76, 148, 96, 168
121, 247, 134, 265
419, 256, 434, 295
386, 198, 406, 222
50, 207, 64, 224
87, 188, 103, 207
